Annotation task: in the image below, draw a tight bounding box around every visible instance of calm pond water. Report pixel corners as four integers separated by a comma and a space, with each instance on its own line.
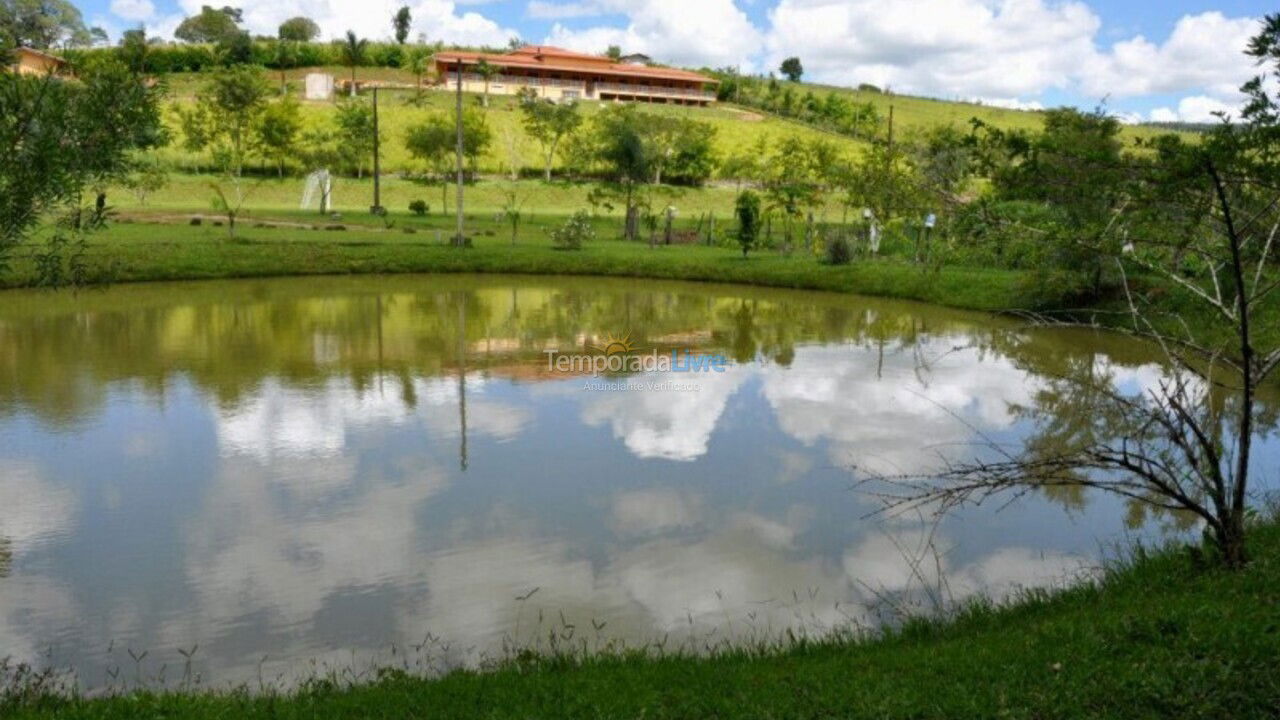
0, 274, 1275, 690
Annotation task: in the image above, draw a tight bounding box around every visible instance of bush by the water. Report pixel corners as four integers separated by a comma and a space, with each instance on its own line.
551, 211, 595, 250
825, 235, 853, 265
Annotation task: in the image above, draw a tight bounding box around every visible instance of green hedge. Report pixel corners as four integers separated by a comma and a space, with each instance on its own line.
62, 41, 431, 75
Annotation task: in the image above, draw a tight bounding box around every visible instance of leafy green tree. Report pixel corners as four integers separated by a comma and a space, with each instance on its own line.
780, 56, 803, 82
217, 29, 253, 66
334, 97, 379, 178
393, 6, 412, 45
122, 153, 170, 205
278, 16, 320, 42
520, 98, 582, 181
179, 65, 272, 236
1, 0, 95, 48
605, 45, 621, 60
255, 94, 302, 176
268, 39, 298, 93
0, 56, 164, 280
406, 46, 431, 99
734, 190, 761, 258
763, 136, 824, 249
340, 30, 368, 96
174, 5, 243, 44
977, 108, 1129, 299
588, 104, 653, 241
118, 27, 149, 73
405, 110, 492, 213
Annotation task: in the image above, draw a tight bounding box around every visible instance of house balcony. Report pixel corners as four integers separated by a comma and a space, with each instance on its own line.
442, 73, 714, 103
595, 81, 716, 103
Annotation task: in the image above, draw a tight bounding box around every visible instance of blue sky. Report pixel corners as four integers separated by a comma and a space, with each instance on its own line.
75, 0, 1274, 122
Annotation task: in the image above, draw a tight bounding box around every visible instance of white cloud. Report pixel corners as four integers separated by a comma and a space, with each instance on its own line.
763, 2, 1260, 123
544, 0, 763, 70
765, 0, 1100, 98
110, 0, 156, 22
1079, 12, 1257, 100
1149, 95, 1237, 124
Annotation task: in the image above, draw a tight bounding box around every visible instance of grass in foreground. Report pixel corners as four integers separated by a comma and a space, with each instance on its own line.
6, 214, 1028, 313
7, 522, 1280, 719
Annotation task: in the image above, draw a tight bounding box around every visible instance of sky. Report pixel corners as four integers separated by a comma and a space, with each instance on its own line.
75, 0, 1274, 123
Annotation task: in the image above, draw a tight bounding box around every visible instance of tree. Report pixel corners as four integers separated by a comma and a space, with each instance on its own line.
404, 110, 491, 211
606, 45, 621, 60
521, 98, 582, 181
392, 6, 412, 45
340, 30, 368, 97
255, 95, 302, 176
217, 29, 253, 66
334, 98, 379, 178
406, 46, 431, 100
763, 136, 824, 250
118, 27, 149, 73
174, 5, 243, 44
1, 0, 94, 48
976, 108, 1130, 300
862, 15, 1280, 570
735, 190, 760, 258
278, 16, 320, 42
780, 57, 803, 83
268, 39, 298, 93
178, 65, 272, 236
500, 184, 524, 246
0, 56, 164, 282
475, 58, 498, 107
588, 104, 654, 242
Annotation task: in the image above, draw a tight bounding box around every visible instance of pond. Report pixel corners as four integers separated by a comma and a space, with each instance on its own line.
0, 274, 1274, 691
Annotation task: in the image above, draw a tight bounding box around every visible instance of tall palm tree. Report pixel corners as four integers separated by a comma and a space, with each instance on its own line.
341, 30, 369, 96
475, 59, 498, 107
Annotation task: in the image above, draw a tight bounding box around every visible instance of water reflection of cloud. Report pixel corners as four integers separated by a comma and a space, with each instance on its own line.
611, 488, 703, 537
216, 376, 532, 461
0, 463, 78, 666
574, 368, 752, 462
0, 462, 75, 554
761, 344, 1041, 474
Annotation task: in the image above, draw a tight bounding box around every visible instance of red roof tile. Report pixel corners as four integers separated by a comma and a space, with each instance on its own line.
434, 46, 717, 85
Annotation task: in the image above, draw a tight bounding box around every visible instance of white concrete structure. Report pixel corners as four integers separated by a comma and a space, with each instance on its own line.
305, 73, 335, 101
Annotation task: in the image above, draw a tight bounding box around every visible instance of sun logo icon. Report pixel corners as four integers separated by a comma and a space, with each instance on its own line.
592, 332, 640, 356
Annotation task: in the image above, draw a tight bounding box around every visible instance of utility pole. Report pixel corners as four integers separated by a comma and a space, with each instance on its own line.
371, 86, 382, 213
455, 58, 465, 246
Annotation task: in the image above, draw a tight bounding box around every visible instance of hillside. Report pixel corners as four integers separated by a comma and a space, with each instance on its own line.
160, 66, 865, 177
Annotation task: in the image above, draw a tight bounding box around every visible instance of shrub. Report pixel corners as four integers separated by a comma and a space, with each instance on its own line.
825, 235, 853, 265
551, 211, 595, 250
409, 200, 429, 216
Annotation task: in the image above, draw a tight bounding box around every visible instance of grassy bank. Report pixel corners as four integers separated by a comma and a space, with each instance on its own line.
8, 521, 1279, 719
6, 214, 1027, 313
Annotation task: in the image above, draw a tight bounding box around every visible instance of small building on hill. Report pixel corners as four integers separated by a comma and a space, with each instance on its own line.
433, 45, 717, 106
7, 47, 69, 76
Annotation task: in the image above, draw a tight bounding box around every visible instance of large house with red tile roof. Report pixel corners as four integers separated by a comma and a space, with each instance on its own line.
433, 46, 718, 106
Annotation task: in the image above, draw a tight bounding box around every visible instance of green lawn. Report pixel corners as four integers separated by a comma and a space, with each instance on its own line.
8, 213, 1025, 314
9, 521, 1279, 719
